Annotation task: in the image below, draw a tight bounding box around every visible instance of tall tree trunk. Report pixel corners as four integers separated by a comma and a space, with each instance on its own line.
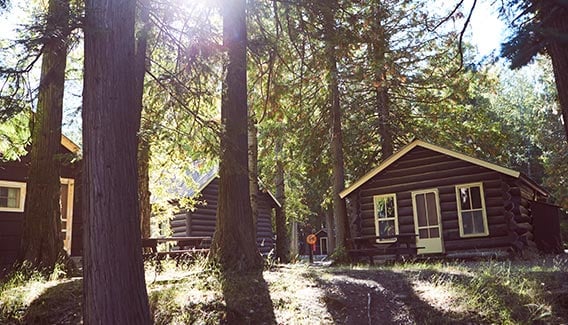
325, 208, 335, 253
136, 0, 152, 239
248, 113, 259, 240
210, 0, 263, 273
18, 0, 69, 271
274, 136, 290, 263
290, 219, 298, 257
138, 132, 151, 239
371, 3, 394, 158
82, 0, 151, 322
321, 1, 349, 250
545, 8, 568, 142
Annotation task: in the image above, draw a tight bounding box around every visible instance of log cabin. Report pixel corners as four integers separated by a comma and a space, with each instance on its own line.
341, 139, 558, 259
314, 228, 329, 255
0, 135, 82, 270
169, 169, 280, 255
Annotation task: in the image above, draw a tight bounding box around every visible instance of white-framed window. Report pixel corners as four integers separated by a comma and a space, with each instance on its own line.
373, 194, 398, 242
456, 182, 489, 237
0, 180, 26, 212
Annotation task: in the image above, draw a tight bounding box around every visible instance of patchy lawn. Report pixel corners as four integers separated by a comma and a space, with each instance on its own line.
1, 255, 567, 324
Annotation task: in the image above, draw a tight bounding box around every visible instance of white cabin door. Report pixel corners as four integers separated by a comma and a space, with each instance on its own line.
412, 189, 444, 254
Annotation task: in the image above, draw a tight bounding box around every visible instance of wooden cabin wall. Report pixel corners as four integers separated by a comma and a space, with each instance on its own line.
350, 146, 511, 254
502, 176, 538, 251
186, 178, 219, 240
256, 192, 275, 254
0, 213, 22, 268
0, 146, 81, 269
170, 178, 276, 254
171, 212, 189, 237
0, 161, 27, 269
532, 202, 563, 253
346, 193, 362, 239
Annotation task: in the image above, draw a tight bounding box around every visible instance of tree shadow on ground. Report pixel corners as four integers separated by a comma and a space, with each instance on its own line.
314, 267, 568, 325
313, 268, 479, 324
220, 271, 276, 324
22, 279, 82, 325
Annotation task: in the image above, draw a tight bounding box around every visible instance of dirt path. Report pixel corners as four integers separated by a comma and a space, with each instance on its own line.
316, 269, 415, 324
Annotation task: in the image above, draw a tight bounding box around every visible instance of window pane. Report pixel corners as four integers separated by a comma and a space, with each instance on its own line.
0, 187, 20, 208
459, 187, 470, 210
8, 188, 20, 208
379, 220, 396, 238
430, 227, 440, 238
376, 198, 387, 219
462, 211, 474, 235
386, 197, 395, 218
472, 210, 485, 234
419, 229, 429, 239
470, 186, 482, 209
426, 193, 438, 226
416, 194, 427, 227
7, 197, 18, 208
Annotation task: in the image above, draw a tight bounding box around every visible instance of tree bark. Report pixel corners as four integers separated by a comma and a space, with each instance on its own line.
325, 208, 335, 253
274, 136, 290, 263
18, 0, 69, 271
248, 113, 259, 240
136, 0, 152, 239
544, 7, 568, 142
321, 1, 349, 250
210, 0, 263, 273
371, 3, 394, 158
82, 0, 151, 322
138, 133, 151, 239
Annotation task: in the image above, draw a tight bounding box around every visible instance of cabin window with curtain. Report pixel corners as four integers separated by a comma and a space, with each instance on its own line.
0, 180, 26, 212
373, 194, 398, 241
456, 183, 488, 237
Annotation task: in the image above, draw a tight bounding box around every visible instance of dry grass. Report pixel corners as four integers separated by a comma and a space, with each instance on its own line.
1, 255, 567, 324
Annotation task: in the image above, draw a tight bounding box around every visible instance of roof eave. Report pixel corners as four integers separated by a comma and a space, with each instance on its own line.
519, 174, 549, 197
61, 135, 81, 154
340, 139, 524, 199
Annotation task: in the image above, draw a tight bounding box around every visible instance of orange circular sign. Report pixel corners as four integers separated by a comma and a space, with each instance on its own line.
306, 234, 317, 245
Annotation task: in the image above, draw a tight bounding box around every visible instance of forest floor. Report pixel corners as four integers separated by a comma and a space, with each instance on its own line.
1, 254, 568, 324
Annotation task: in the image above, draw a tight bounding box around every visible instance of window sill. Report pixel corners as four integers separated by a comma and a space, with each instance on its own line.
459, 233, 489, 238
0, 207, 25, 213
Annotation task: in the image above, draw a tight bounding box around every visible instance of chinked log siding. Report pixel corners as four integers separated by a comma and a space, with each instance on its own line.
170, 177, 276, 254
360, 171, 500, 196
344, 140, 551, 259
350, 146, 517, 253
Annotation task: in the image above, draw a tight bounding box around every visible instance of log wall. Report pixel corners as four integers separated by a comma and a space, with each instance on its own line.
170, 177, 276, 255
348, 146, 512, 254
502, 176, 540, 252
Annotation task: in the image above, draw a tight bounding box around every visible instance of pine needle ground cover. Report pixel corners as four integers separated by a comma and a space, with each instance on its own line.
1, 256, 567, 324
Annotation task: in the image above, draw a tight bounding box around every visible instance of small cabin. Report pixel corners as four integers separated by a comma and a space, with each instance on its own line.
169, 170, 279, 255
314, 228, 329, 255
0, 135, 82, 270
341, 140, 558, 258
